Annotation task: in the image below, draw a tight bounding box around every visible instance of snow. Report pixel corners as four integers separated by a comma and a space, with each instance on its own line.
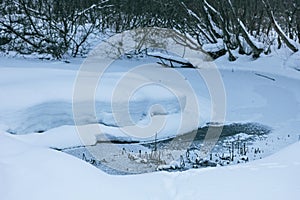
202, 39, 224, 52
0, 59, 206, 140
238, 19, 264, 50
0, 42, 300, 199
204, 0, 220, 16
1, 132, 299, 200
1, 48, 300, 148
224, 132, 252, 143
272, 13, 299, 51
147, 51, 192, 66
285, 51, 300, 71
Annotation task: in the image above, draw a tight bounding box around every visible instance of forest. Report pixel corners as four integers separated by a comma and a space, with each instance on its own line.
0, 0, 299, 59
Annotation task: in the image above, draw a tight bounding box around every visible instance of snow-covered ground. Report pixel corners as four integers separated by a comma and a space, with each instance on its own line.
0, 47, 300, 199
1, 132, 299, 200
1, 51, 299, 149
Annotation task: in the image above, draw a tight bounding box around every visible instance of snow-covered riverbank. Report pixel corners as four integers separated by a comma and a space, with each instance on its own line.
1, 131, 299, 200
0, 48, 300, 199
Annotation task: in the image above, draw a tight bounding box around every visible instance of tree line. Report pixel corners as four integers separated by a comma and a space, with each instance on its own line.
0, 0, 299, 60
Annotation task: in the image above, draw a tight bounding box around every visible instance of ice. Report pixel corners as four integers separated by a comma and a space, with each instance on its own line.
1, 44, 300, 199
1, 50, 300, 149
1, 132, 300, 200
0, 63, 192, 137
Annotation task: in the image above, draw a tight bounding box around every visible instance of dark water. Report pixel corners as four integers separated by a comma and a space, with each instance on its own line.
63, 122, 272, 175
143, 122, 271, 150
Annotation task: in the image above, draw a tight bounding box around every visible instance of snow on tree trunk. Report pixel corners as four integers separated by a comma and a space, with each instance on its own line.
181, 2, 217, 44
226, 0, 263, 58
203, 0, 236, 61
297, 0, 300, 43
262, 0, 298, 53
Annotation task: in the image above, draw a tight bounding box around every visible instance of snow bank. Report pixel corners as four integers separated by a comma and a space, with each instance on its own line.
1, 132, 299, 200
1, 42, 300, 199
147, 51, 193, 67
285, 50, 300, 71
1, 51, 300, 150
0, 57, 214, 148
202, 39, 224, 53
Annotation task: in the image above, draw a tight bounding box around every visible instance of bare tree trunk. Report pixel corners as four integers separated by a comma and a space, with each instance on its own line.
262, 0, 298, 52
203, 0, 237, 61
181, 2, 216, 44
226, 0, 263, 58
296, 0, 300, 43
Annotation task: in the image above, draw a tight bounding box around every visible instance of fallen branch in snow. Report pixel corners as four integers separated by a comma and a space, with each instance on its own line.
294, 68, 300, 72
255, 73, 276, 81
147, 52, 195, 68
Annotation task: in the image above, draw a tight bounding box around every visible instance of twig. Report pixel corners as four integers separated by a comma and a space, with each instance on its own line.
255, 73, 276, 81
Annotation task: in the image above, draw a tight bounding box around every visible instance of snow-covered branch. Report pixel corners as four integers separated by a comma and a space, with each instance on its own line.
262, 0, 298, 52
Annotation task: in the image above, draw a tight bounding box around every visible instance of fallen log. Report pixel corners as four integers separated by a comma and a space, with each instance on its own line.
147, 52, 195, 68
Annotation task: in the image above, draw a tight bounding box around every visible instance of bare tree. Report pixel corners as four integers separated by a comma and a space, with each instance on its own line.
226, 0, 264, 58
297, 0, 300, 43
262, 0, 298, 52
0, 0, 110, 58
1, 0, 299, 59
